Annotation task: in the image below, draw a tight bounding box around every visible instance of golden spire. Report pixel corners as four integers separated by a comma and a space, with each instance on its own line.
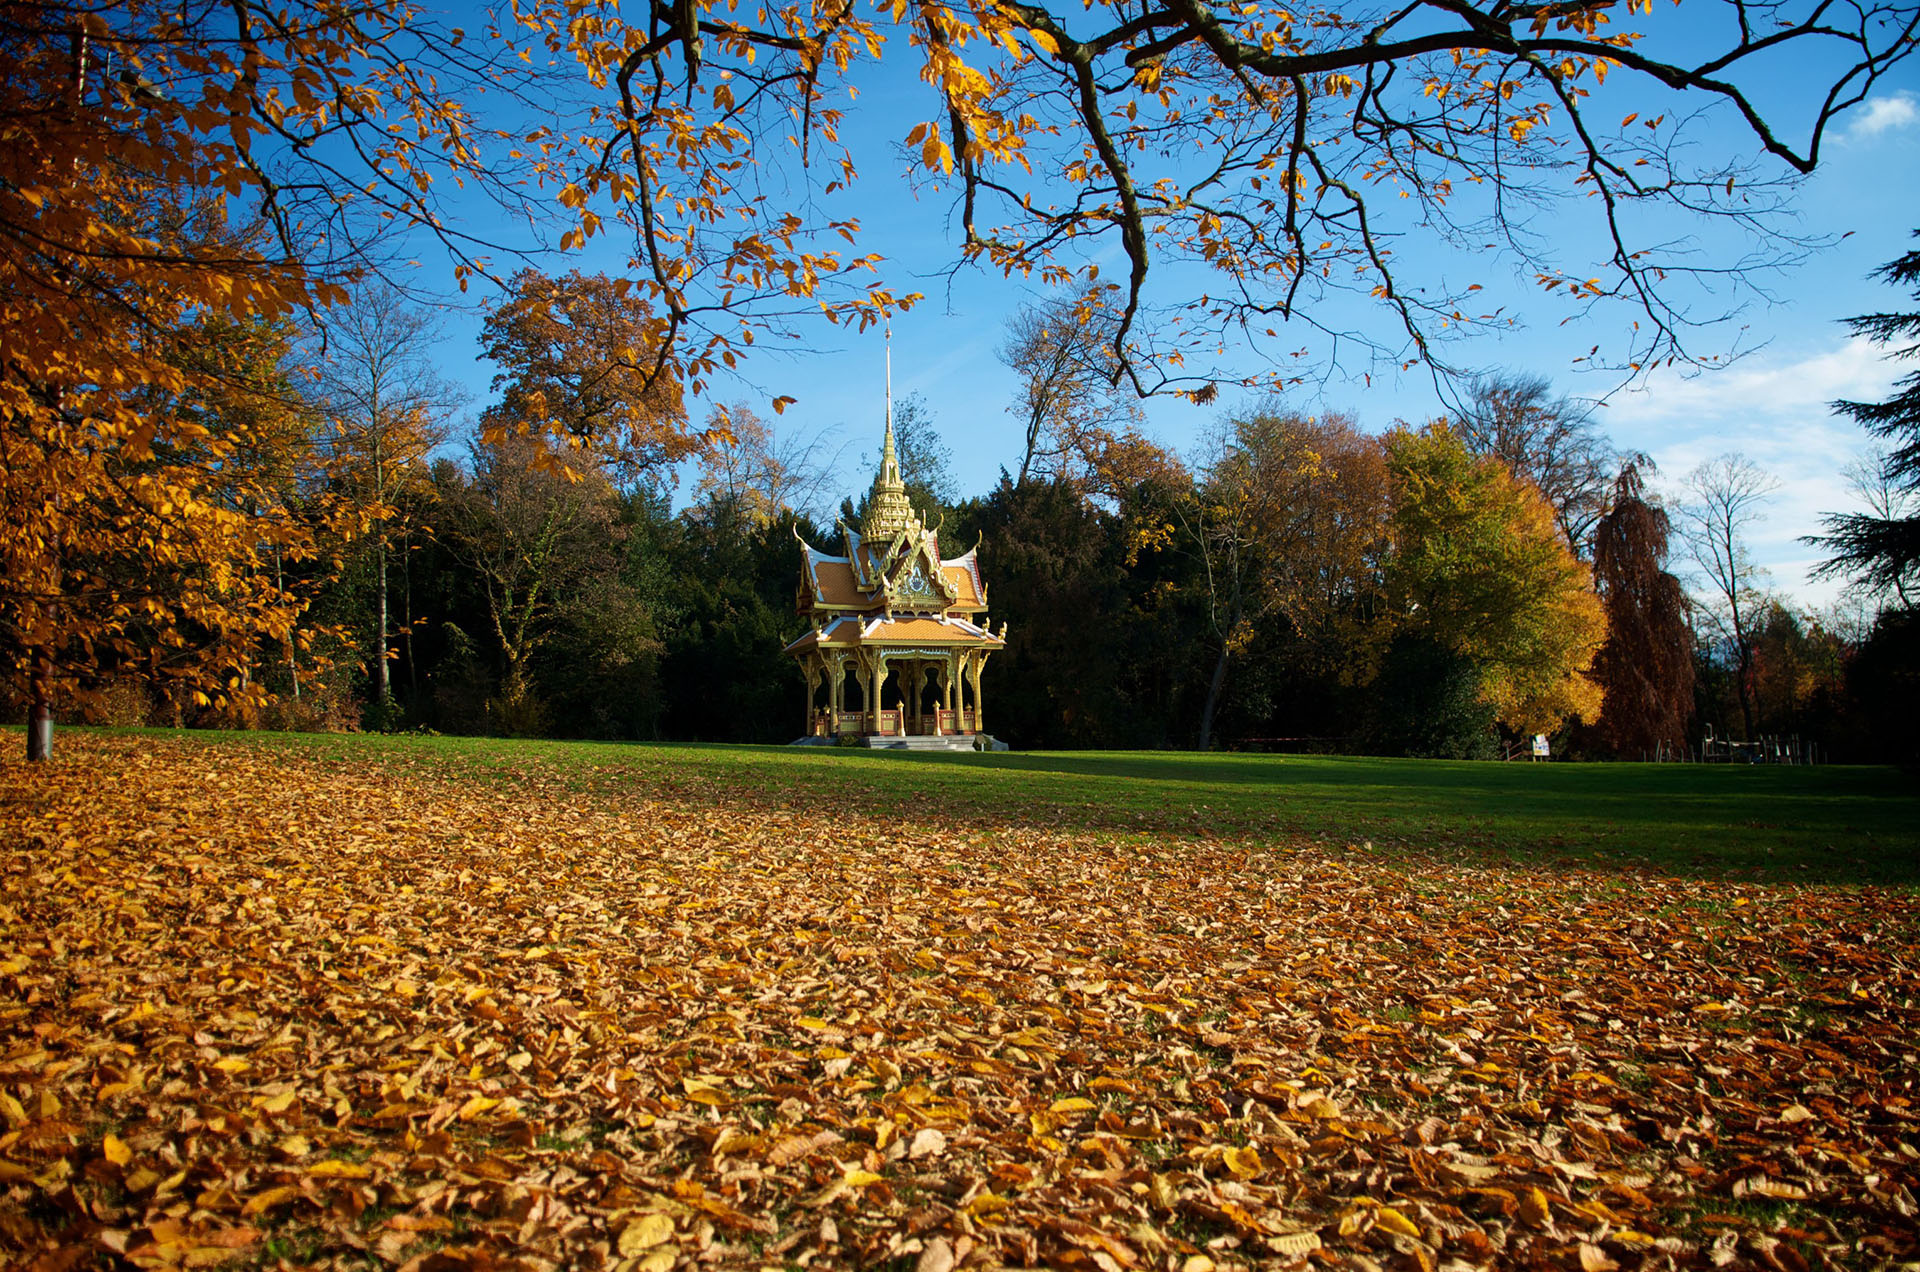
863, 322, 921, 540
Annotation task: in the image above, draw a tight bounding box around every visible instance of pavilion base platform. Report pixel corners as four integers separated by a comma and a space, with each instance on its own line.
861, 734, 984, 752
789, 734, 1005, 751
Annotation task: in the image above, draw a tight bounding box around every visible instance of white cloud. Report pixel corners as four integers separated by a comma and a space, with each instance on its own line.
1599, 338, 1901, 606
1844, 92, 1918, 142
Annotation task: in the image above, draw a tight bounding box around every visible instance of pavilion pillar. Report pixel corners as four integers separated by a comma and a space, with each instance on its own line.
854, 656, 873, 734
971, 656, 985, 735
955, 652, 968, 729
804, 657, 820, 736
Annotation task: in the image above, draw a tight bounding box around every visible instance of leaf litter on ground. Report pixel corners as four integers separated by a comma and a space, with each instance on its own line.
0, 733, 1915, 1271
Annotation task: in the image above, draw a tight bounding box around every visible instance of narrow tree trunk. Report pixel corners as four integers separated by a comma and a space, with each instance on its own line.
403, 527, 419, 703
1735, 641, 1757, 742
375, 534, 390, 703
1197, 641, 1230, 752
274, 544, 300, 699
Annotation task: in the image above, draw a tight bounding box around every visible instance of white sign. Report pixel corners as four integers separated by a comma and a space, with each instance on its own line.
1531, 734, 1551, 758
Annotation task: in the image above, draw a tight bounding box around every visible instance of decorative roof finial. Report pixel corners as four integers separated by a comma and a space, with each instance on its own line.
880, 320, 900, 487
864, 319, 919, 539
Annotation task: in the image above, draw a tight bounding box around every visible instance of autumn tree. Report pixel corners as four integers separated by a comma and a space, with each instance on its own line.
480, 270, 696, 472
1381, 425, 1607, 744
691, 403, 842, 532
1746, 600, 1848, 742
1188, 408, 1391, 748
1809, 231, 1920, 606
314, 284, 461, 719
1589, 459, 1695, 758
434, 432, 625, 734
1000, 288, 1146, 486
1678, 453, 1779, 741
0, 0, 537, 757
515, 0, 1917, 409
1453, 373, 1615, 555
1, 281, 341, 756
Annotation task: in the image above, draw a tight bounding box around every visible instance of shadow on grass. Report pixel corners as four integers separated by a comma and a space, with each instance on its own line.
129, 728, 1920, 889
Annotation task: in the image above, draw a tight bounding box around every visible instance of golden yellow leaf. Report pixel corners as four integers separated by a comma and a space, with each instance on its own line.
102, 1134, 131, 1166
241, 1185, 303, 1217
618, 1212, 675, 1254
1222, 1145, 1262, 1179
456, 1095, 500, 1121
966, 1190, 1008, 1216
1300, 1095, 1341, 1119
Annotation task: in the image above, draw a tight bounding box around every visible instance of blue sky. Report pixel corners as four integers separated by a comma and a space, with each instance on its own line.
412, 14, 1920, 610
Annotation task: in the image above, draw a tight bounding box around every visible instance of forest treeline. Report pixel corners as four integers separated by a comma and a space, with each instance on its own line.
14, 271, 1916, 763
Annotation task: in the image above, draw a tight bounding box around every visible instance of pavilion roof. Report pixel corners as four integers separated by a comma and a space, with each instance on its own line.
782, 612, 1005, 656
798, 539, 984, 611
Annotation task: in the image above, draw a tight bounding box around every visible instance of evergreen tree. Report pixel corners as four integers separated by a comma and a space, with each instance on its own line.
1810, 231, 1920, 604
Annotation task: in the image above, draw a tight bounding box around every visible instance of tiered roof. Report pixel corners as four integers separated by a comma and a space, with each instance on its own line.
785, 414, 1002, 657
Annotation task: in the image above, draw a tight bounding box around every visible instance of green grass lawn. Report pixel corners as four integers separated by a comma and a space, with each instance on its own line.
132, 727, 1919, 887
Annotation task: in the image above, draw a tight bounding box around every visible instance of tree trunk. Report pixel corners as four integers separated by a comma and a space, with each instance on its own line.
1197, 640, 1230, 752
275, 544, 300, 699
25, 671, 51, 762
403, 527, 419, 703
1735, 640, 1757, 742
375, 534, 390, 703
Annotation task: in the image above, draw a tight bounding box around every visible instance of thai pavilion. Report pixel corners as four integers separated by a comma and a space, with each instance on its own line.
785, 415, 1005, 748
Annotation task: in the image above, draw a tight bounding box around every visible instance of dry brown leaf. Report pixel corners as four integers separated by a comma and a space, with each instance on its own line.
916, 1237, 956, 1272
